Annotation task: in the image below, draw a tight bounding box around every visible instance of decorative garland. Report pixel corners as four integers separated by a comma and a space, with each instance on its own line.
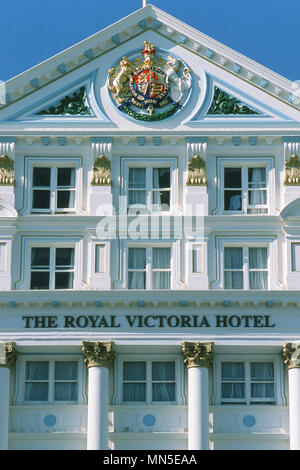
122, 103, 179, 121
207, 87, 260, 115
37, 87, 92, 116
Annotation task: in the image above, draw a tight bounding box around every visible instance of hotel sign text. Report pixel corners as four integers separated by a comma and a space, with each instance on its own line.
22, 314, 276, 329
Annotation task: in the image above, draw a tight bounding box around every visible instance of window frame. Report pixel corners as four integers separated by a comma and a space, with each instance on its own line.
121, 157, 178, 214
117, 355, 182, 405
30, 245, 75, 290
16, 236, 85, 290
22, 157, 82, 215
215, 157, 275, 215
214, 354, 284, 406
17, 356, 85, 405
212, 236, 282, 290
126, 244, 172, 290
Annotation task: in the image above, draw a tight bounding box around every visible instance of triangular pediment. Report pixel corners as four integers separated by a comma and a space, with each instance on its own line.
0, 4, 299, 129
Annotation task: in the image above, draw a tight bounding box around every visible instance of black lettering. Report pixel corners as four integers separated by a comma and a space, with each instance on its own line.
240, 316, 252, 327
110, 316, 121, 328
167, 315, 180, 327
76, 316, 89, 328
126, 316, 136, 327
264, 315, 275, 328
228, 315, 241, 327
216, 315, 228, 327
199, 315, 210, 328
181, 315, 192, 327
254, 316, 264, 327
98, 316, 109, 328
144, 316, 155, 328
64, 316, 75, 327
23, 316, 34, 328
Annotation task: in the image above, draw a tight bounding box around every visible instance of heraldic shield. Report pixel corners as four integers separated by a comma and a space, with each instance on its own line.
107, 41, 192, 121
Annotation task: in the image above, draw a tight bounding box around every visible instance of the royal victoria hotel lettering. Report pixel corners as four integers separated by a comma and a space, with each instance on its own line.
22, 314, 276, 329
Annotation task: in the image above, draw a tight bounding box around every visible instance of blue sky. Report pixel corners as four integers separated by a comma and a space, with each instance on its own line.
1, 0, 299, 83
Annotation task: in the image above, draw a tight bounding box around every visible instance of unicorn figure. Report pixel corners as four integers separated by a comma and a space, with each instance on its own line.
166, 55, 192, 104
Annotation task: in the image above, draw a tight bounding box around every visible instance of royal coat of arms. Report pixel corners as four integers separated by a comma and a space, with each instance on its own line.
107, 41, 192, 121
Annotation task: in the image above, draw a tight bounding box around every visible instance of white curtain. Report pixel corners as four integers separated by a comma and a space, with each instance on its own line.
249, 247, 268, 290
152, 362, 175, 402
128, 168, 146, 206
248, 168, 267, 213
57, 168, 76, 209
224, 247, 243, 289
123, 362, 146, 402
25, 361, 49, 401
221, 362, 245, 399
128, 248, 146, 289
251, 362, 274, 399
54, 361, 78, 401
152, 248, 170, 289
55, 248, 75, 289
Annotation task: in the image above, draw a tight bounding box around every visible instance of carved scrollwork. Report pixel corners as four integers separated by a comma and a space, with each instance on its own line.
0, 342, 17, 368
82, 341, 115, 368
182, 341, 214, 369
284, 154, 300, 185
187, 155, 207, 186
0, 154, 15, 185
91, 155, 112, 186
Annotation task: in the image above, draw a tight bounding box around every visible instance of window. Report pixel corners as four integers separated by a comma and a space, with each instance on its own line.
122, 360, 176, 403
128, 167, 170, 212
224, 246, 268, 289
31, 166, 76, 213
224, 166, 267, 214
127, 246, 171, 289
0, 243, 6, 272
292, 243, 300, 272
24, 360, 78, 402
95, 244, 106, 273
30, 246, 75, 289
221, 361, 275, 404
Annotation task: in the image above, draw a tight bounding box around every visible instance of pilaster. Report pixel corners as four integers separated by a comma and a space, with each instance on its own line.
90, 138, 114, 215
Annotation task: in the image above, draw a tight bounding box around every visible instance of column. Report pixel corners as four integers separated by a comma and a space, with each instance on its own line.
182, 341, 214, 450
0, 342, 17, 450
282, 343, 300, 449
82, 341, 115, 450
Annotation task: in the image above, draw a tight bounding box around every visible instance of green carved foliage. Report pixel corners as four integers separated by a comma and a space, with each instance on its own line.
207, 87, 260, 115
37, 87, 92, 116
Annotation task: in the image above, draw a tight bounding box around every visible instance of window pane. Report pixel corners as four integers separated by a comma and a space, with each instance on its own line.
57, 168, 75, 187
55, 272, 74, 289
222, 383, 245, 399
129, 168, 146, 188
152, 272, 170, 289
33, 168, 51, 187
248, 168, 266, 188
153, 248, 170, 269
123, 383, 146, 402
251, 363, 274, 380
224, 168, 241, 188
224, 190, 242, 211
25, 361, 49, 380
224, 271, 243, 289
56, 248, 74, 268
32, 190, 51, 209
249, 248, 267, 269
222, 362, 244, 381
57, 190, 75, 209
54, 383, 78, 401
153, 168, 170, 188
55, 362, 78, 380
123, 362, 146, 381
152, 362, 175, 381
31, 248, 50, 268
224, 248, 243, 269
128, 248, 146, 270
153, 383, 175, 401
249, 272, 268, 290
30, 271, 50, 289
25, 382, 48, 401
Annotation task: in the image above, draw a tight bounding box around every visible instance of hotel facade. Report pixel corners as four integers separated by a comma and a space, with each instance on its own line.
0, 4, 300, 451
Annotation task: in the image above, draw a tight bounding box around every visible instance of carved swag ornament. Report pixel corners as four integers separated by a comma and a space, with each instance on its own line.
0, 154, 14, 185
182, 341, 214, 368
187, 155, 207, 186
91, 155, 112, 186
284, 154, 300, 186
282, 343, 300, 370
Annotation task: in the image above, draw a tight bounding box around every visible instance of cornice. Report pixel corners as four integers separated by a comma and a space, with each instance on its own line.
0, 6, 299, 117
1, 290, 300, 309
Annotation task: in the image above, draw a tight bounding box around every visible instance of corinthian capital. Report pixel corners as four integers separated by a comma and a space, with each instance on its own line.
82, 341, 115, 368
0, 342, 17, 368
282, 343, 300, 370
182, 341, 214, 369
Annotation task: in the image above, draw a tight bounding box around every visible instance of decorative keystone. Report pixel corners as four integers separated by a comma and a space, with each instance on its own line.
0, 154, 14, 185
82, 341, 115, 368
187, 155, 207, 186
282, 343, 300, 369
91, 155, 112, 186
182, 341, 214, 369
284, 154, 300, 185
0, 342, 17, 368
